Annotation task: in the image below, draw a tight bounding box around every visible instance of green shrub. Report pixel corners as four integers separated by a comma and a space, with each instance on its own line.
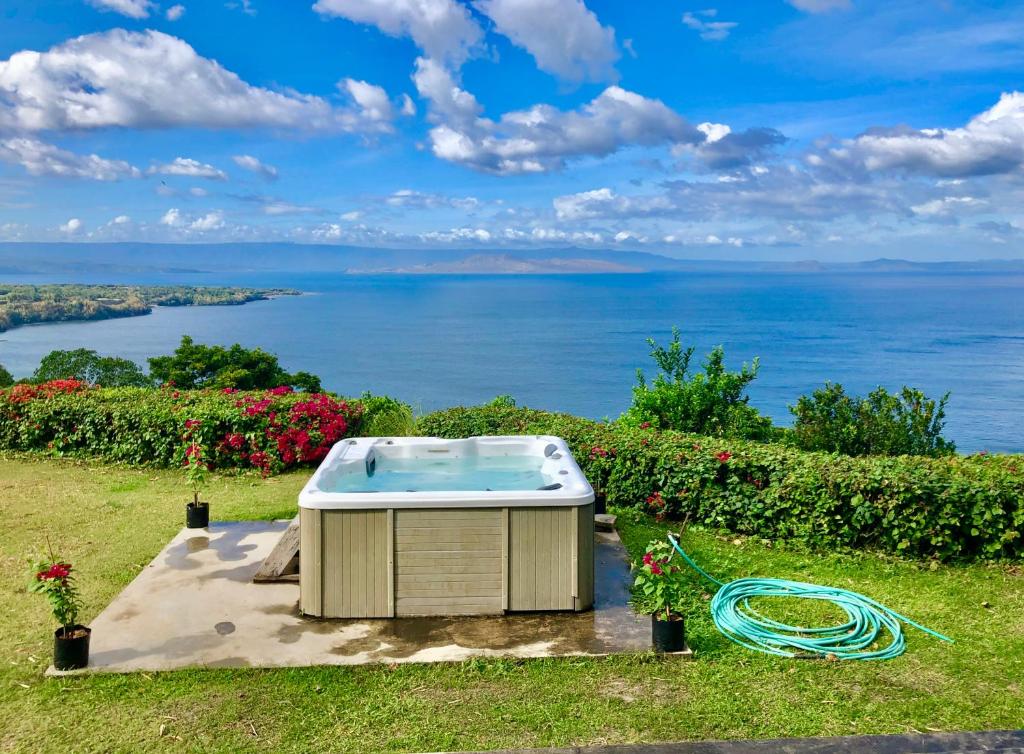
358, 392, 415, 436
789, 383, 954, 456
624, 327, 774, 441
418, 405, 1023, 561
0, 363, 12, 388
0, 381, 409, 475
33, 348, 151, 387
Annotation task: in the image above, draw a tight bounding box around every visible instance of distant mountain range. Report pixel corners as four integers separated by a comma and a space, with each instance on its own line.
1, 243, 1022, 279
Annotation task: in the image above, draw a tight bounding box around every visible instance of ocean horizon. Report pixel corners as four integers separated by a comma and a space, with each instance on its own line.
3, 267, 1021, 453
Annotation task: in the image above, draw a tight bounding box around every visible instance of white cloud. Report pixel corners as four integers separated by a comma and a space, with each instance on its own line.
86, 0, 155, 18
384, 189, 480, 210
341, 210, 363, 221
910, 196, 984, 217
786, 0, 850, 12
0, 137, 141, 180
189, 210, 224, 231
165, 4, 186, 20
400, 94, 416, 116
160, 208, 183, 226
147, 157, 227, 180
414, 66, 703, 174
232, 154, 278, 180
340, 78, 396, 123
0, 30, 382, 133
59, 217, 82, 234
682, 9, 738, 41
554, 187, 673, 220
313, 0, 483, 65
810, 91, 1024, 178
262, 201, 318, 216
112, 214, 131, 224
473, 0, 619, 82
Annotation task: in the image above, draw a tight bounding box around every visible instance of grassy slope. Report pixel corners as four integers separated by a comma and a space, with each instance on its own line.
0, 456, 1021, 753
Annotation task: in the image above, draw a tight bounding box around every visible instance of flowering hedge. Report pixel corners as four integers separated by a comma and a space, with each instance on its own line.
418, 405, 1024, 561
0, 380, 368, 475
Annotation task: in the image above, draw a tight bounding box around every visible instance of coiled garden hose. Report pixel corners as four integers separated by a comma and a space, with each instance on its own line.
667, 534, 953, 660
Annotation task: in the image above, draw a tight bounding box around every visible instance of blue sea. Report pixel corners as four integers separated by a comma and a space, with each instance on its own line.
2, 270, 1022, 453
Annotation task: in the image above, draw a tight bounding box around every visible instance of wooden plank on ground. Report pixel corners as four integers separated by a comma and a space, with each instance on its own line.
253, 516, 301, 583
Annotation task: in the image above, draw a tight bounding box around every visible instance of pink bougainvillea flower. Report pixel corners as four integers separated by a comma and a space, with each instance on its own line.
716, 451, 732, 463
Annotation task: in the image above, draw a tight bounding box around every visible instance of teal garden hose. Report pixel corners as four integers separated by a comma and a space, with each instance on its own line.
667, 534, 954, 660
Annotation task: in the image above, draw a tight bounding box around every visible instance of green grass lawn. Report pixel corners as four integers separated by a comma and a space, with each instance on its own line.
1, 456, 1022, 753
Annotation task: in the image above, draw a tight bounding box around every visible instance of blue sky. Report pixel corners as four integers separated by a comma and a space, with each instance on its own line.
0, 0, 1023, 260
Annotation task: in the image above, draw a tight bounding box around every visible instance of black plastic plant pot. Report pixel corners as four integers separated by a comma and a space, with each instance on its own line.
186, 501, 210, 528
651, 614, 686, 653
54, 625, 91, 670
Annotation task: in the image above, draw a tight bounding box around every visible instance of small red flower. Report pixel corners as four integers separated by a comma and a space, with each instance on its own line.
37, 562, 72, 582
716, 451, 732, 463
639, 421, 651, 429
650, 562, 664, 576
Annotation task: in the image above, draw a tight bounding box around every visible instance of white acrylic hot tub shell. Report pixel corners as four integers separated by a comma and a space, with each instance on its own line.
298, 435, 595, 510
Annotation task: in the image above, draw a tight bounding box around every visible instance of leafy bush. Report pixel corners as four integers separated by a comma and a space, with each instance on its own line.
418, 405, 1023, 561
0, 381, 404, 475
34, 348, 151, 387
148, 335, 321, 392
789, 383, 954, 456
625, 327, 774, 441
357, 393, 415, 436
0, 363, 12, 388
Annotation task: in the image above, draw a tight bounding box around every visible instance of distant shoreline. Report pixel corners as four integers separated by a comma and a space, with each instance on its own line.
0, 284, 301, 334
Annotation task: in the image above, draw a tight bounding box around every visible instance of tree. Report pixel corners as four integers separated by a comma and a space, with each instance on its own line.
625, 327, 774, 440
0, 362, 13, 387
147, 335, 322, 392
33, 349, 150, 387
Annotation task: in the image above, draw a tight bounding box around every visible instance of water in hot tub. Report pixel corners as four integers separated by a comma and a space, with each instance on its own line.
327, 454, 550, 493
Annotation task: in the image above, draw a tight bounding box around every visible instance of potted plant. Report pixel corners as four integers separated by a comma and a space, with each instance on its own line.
29, 554, 89, 670
183, 419, 210, 528
632, 539, 687, 653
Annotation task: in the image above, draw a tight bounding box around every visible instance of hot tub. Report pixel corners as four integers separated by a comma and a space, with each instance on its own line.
298, 436, 595, 618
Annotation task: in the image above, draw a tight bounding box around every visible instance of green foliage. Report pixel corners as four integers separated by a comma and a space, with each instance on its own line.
33, 348, 151, 387
28, 558, 82, 634
358, 392, 416, 436
0, 383, 383, 474
789, 383, 954, 456
0, 363, 13, 388
148, 335, 322, 392
487, 394, 517, 408
631, 539, 690, 620
418, 404, 1024, 561
0, 284, 298, 333
625, 327, 774, 441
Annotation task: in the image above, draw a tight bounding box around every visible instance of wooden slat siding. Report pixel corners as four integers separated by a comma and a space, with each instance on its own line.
320, 510, 390, 618
501, 507, 509, 611
299, 508, 322, 616
394, 508, 503, 616
575, 503, 595, 611
508, 507, 575, 611
386, 509, 395, 617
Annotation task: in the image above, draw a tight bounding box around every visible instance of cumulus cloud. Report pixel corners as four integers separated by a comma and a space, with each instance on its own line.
165, 4, 186, 20
232, 154, 278, 180
414, 62, 703, 174
59, 217, 83, 234
0, 137, 141, 180
0, 30, 390, 133
339, 78, 398, 124
86, 0, 155, 18
682, 9, 738, 41
473, 0, 619, 82
313, 0, 483, 65
678, 123, 787, 169
160, 208, 183, 226
147, 157, 228, 180
553, 187, 671, 220
809, 91, 1024, 178
189, 210, 225, 231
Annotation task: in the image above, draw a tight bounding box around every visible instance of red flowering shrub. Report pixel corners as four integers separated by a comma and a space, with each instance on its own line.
0, 384, 368, 475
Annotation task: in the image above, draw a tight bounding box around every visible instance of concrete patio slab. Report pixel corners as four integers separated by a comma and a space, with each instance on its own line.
51, 520, 673, 674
